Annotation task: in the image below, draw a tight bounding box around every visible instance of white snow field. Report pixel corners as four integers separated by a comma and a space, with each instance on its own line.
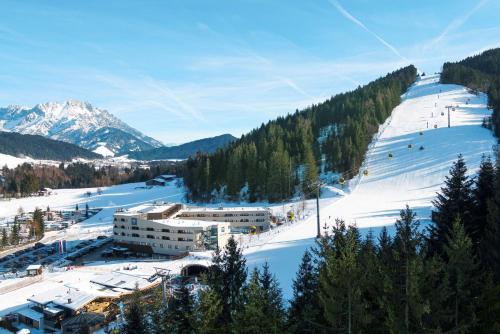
0, 74, 496, 313
245, 74, 496, 297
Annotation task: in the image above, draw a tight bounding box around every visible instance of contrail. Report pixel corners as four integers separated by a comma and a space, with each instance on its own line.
426, 0, 489, 50
329, 0, 405, 60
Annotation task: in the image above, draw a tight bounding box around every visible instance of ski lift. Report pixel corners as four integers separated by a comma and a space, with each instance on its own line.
434, 124, 438, 129
408, 144, 412, 149
339, 177, 345, 185
388, 153, 393, 158
363, 169, 369, 176
441, 111, 445, 116
419, 131, 423, 136
419, 146, 425, 151
452, 107, 456, 111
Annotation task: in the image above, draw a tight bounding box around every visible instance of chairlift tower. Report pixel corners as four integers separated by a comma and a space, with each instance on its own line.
154, 267, 172, 305
445, 105, 453, 128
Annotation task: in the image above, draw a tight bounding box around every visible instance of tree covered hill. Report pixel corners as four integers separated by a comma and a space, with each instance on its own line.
129, 134, 236, 160
441, 48, 500, 136
184, 65, 417, 202
0, 131, 102, 161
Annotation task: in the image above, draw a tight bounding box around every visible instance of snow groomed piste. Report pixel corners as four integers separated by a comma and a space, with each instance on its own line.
245, 74, 496, 297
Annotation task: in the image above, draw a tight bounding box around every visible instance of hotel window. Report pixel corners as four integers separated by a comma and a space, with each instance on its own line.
147, 235, 155, 239
162, 236, 170, 240
146, 227, 154, 231
132, 233, 140, 238
131, 218, 138, 225
161, 229, 170, 233
132, 226, 139, 230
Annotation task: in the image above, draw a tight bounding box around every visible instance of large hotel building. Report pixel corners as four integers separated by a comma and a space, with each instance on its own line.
112, 202, 271, 255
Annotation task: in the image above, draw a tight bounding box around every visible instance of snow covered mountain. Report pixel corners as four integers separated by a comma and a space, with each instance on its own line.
0, 100, 162, 156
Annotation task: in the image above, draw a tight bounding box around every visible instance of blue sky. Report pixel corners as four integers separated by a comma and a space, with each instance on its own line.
1, 0, 500, 144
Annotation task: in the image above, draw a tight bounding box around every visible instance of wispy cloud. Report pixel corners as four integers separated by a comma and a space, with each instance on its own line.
425, 0, 489, 50
328, 0, 405, 61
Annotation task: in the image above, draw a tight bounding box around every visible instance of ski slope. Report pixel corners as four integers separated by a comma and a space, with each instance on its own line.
246, 74, 496, 297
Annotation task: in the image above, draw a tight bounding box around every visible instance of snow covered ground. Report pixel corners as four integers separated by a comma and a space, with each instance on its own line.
0, 75, 496, 312
245, 74, 496, 297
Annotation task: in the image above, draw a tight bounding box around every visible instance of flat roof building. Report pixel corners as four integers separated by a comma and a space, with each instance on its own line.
112, 203, 271, 255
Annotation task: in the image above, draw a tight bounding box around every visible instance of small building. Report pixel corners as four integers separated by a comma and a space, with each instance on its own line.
38, 188, 52, 196
61, 312, 105, 334
158, 174, 176, 182
145, 178, 166, 186
16, 307, 44, 330
26, 264, 42, 276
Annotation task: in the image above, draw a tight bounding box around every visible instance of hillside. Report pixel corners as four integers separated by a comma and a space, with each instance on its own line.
184, 66, 417, 202
128, 134, 236, 160
0, 131, 101, 161
245, 73, 495, 297
0, 100, 162, 155
441, 48, 500, 136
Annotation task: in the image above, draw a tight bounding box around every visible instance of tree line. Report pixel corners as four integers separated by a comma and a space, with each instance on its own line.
0, 162, 182, 197
119, 155, 500, 333
184, 66, 417, 203
441, 47, 500, 137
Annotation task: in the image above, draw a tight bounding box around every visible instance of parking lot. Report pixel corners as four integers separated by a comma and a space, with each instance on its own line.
0, 236, 112, 277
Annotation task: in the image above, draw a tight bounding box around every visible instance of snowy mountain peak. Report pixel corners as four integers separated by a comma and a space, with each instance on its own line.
0, 100, 163, 155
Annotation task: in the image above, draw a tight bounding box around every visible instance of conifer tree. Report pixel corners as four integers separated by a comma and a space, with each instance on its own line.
391, 205, 425, 333
472, 155, 495, 246
288, 250, 322, 333
122, 290, 148, 334
166, 280, 196, 334
430, 155, 475, 254
197, 289, 224, 334
319, 221, 363, 333
483, 159, 500, 279
32, 208, 44, 239
235, 268, 266, 334
443, 219, 479, 332
10, 221, 19, 245
203, 237, 247, 332
260, 262, 286, 333
1, 228, 8, 248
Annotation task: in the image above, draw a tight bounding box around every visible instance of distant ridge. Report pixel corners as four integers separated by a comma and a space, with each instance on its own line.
0, 131, 101, 161
128, 134, 237, 160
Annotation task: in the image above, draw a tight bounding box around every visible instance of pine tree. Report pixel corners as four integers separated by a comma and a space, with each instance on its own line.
288, 250, 322, 333
430, 155, 475, 254
442, 219, 480, 332
302, 146, 318, 197
472, 155, 495, 246
1, 229, 8, 248
260, 262, 286, 333
197, 289, 224, 334
203, 237, 247, 332
391, 205, 425, 333
483, 159, 500, 280
235, 268, 266, 334
319, 221, 363, 333
10, 221, 19, 245
122, 291, 148, 334
166, 280, 196, 334
32, 208, 44, 239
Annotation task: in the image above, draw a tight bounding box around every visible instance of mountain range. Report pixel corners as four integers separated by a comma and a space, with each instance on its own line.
128, 134, 236, 160
0, 100, 162, 155
0, 131, 101, 161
